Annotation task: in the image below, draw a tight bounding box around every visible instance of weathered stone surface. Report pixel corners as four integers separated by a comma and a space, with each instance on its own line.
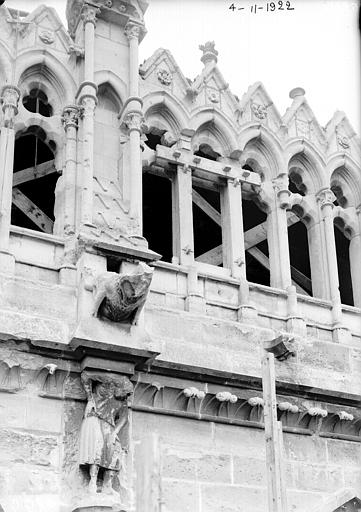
327, 439, 361, 467
233, 456, 266, 486
162, 450, 231, 483
201, 484, 267, 512
162, 479, 200, 512
0, 428, 59, 466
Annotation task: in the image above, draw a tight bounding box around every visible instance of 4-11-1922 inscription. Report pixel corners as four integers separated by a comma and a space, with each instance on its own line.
229, 2, 295, 13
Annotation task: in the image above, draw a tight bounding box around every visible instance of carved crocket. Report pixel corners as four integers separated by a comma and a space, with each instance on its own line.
92, 262, 153, 324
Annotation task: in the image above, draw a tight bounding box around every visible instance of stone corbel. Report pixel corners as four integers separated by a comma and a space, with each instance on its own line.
68, 43, 85, 58
91, 261, 154, 324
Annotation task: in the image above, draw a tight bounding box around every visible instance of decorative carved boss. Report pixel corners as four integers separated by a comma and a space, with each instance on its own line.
92, 262, 154, 324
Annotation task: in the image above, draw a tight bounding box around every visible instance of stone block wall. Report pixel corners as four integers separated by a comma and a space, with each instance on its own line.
133, 411, 361, 512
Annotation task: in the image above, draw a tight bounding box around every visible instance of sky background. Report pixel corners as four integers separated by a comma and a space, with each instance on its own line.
4, 0, 361, 134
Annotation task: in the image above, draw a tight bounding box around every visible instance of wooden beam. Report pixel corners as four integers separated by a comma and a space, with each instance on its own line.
195, 245, 223, 265
247, 247, 309, 295
13, 160, 56, 187
262, 352, 288, 512
12, 188, 54, 234
192, 189, 221, 225
155, 145, 261, 186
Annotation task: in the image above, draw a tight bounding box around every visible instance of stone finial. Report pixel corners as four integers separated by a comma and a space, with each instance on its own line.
289, 87, 305, 99
199, 41, 218, 66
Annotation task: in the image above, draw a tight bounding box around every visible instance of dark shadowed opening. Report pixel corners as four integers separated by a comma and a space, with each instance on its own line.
334, 221, 354, 306
142, 172, 172, 262
12, 127, 57, 232
242, 198, 270, 286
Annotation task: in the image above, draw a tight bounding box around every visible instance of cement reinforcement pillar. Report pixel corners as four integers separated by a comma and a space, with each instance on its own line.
0, 85, 20, 272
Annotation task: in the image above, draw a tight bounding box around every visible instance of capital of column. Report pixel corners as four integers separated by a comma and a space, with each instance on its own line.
81, 3, 100, 27
123, 110, 146, 134
1, 85, 20, 128
125, 22, 141, 41
316, 187, 336, 210
272, 173, 291, 209
62, 105, 81, 130
356, 204, 361, 216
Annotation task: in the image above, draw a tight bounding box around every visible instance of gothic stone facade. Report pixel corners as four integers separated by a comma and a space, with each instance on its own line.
0, 1, 360, 512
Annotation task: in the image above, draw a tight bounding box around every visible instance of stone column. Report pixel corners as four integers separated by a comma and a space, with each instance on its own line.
0, 85, 20, 272
316, 188, 343, 326
349, 205, 361, 308
78, 3, 99, 228
267, 174, 292, 290
124, 23, 144, 235
62, 105, 80, 236
123, 111, 144, 234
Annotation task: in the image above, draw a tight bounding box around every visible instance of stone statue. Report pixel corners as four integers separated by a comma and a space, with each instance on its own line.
79, 371, 134, 495
92, 262, 153, 324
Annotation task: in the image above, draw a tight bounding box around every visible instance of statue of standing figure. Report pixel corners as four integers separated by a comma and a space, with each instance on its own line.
79, 371, 134, 495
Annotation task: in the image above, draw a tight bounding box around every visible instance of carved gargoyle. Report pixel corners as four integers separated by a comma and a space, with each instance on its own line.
92, 262, 153, 324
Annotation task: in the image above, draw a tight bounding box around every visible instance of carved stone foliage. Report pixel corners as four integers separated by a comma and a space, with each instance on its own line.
92, 262, 154, 323
81, 4, 101, 26
62, 105, 80, 130
123, 111, 146, 133
316, 188, 336, 208
125, 22, 141, 40
157, 68, 172, 86
337, 135, 350, 149
132, 382, 361, 440
251, 102, 268, 120
39, 30, 55, 44
208, 91, 219, 103
79, 371, 133, 497
199, 40, 218, 65
1, 85, 20, 128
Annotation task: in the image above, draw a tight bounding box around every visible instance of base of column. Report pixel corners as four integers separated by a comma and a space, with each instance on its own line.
286, 316, 306, 336
185, 293, 206, 313
0, 250, 15, 274
237, 305, 258, 323
332, 326, 352, 344
72, 493, 127, 512
59, 264, 77, 286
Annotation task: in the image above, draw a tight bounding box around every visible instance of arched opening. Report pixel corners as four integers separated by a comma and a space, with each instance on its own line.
193, 182, 223, 266
334, 217, 354, 306
22, 88, 53, 117
287, 214, 312, 295
12, 126, 57, 233
142, 171, 173, 263
192, 143, 223, 268
241, 163, 270, 286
